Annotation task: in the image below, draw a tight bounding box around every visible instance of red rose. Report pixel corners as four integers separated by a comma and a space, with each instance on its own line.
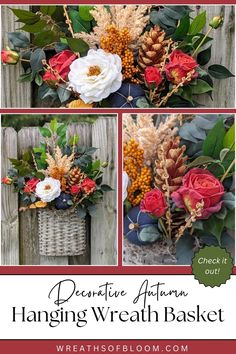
71, 185, 80, 194
42, 50, 77, 85
140, 188, 167, 217
24, 178, 40, 194
144, 66, 163, 87
171, 168, 224, 219
81, 178, 96, 194
2, 176, 13, 185
165, 50, 198, 85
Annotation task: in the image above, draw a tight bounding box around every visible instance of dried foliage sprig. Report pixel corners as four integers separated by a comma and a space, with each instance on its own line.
175, 201, 204, 242
76, 5, 150, 49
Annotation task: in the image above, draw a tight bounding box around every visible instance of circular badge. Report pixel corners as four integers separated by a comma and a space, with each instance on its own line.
192, 246, 233, 287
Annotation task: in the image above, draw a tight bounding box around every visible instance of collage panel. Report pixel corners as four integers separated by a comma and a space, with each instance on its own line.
1, 114, 118, 265
123, 113, 235, 265
1, 4, 235, 108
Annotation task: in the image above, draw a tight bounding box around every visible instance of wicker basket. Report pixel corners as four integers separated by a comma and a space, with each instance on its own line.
38, 209, 86, 256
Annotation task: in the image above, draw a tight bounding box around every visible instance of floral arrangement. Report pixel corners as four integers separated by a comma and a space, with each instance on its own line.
1, 5, 234, 107
123, 114, 235, 264
2, 119, 112, 217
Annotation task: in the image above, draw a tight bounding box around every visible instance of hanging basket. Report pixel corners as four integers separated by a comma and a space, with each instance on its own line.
38, 208, 86, 256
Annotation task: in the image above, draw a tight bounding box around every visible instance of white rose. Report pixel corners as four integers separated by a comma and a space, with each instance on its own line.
123, 171, 129, 202
35, 177, 61, 202
68, 49, 122, 103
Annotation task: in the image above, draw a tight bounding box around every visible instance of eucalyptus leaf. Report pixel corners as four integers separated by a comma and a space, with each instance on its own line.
222, 190, 235, 210
30, 48, 45, 74
139, 226, 161, 243
57, 85, 72, 103
8, 32, 30, 48
176, 232, 194, 265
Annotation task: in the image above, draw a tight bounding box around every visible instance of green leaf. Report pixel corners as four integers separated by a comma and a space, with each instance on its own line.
223, 124, 235, 150
79, 6, 94, 21
189, 11, 206, 35
50, 118, 58, 133
56, 124, 67, 136
57, 85, 71, 103
208, 64, 235, 79
203, 119, 225, 158
10, 8, 40, 24
18, 72, 33, 83
69, 134, 79, 146
215, 206, 227, 220
68, 10, 91, 33
180, 85, 193, 103
35, 73, 43, 86
172, 15, 190, 40
203, 215, 224, 245
224, 210, 235, 230
22, 151, 31, 162
39, 127, 52, 138
21, 20, 48, 33
92, 160, 100, 171
33, 30, 55, 47
187, 156, 214, 168
197, 46, 211, 66
100, 184, 113, 192
8, 32, 30, 48
222, 192, 235, 210
40, 6, 56, 16
66, 37, 89, 54
30, 48, 45, 74
220, 148, 230, 161
191, 79, 213, 94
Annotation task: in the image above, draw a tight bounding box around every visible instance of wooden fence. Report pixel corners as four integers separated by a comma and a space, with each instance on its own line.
1, 117, 117, 265
1, 5, 235, 108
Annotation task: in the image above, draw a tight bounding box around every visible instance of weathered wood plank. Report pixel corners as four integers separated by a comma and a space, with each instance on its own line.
1, 128, 19, 265
193, 5, 235, 107
67, 123, 92, 265
17, 127, 41, 265
91, 117, 117, 265
1, 6, 31, 108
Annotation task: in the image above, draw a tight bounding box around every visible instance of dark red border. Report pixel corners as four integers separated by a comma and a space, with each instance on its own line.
0, 340, 235, 354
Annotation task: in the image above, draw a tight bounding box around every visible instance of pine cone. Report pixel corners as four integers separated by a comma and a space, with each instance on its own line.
154, 136, 188, 194
67, 167, 86, 186
138, 25, 171, 70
